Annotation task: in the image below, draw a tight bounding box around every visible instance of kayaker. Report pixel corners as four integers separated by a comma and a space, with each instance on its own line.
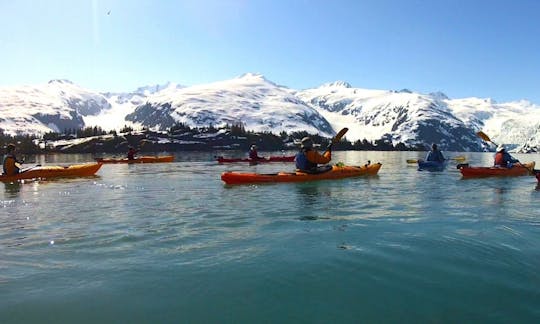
248, 144, 262, 160
127, 146, 139, 160
295, 136, 331, 173
494, 145, 519, 168
3, 143, 24, 176
425, 143, 445, 162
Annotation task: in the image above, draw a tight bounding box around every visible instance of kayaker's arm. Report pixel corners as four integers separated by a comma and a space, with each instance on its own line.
439, 151, 446, 161
306, 150, 331, 164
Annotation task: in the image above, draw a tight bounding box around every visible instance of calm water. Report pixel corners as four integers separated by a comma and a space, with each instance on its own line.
1, 151, 539, 323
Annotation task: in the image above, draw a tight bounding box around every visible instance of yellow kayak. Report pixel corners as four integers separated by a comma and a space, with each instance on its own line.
0, 163, 102, 182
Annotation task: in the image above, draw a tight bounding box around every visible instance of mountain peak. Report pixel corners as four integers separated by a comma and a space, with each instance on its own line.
320, 81, 352, 88
235, 73, 279, 87
395, 88, 412, 94
48, 79, 74, 85
238, 72, 266, 80
429, 91, 450, 100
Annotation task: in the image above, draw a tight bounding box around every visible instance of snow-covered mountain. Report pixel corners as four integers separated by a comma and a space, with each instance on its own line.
445, 98, 540, 151
85, 82, 184, 131
297, 83, 484, 151
297, 82, 540, 151
1, 74, 539, 152
125, 73, 335, 137
0, 79, 110, 134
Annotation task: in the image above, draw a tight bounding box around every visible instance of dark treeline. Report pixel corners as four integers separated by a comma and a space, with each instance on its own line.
0, 129, 41, 154
42, 126, 112, 141
1, 124, 422, 154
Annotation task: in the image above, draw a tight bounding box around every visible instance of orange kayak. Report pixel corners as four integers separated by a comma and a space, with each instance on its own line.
459, 162, 535, 178
0, 163, 102, 182
95, 155, 174, 164
221, 163, 382, 185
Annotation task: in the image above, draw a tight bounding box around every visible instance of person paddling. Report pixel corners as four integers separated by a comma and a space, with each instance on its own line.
494, 145, 519, 168
295, 137, 332, 173
248, 144, 263, 160
425, 143, 445, 162
127, 146, 139, 161
3, 143, 24, 176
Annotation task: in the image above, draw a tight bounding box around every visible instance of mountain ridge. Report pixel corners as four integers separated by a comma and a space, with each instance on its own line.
1, 74, 539, 152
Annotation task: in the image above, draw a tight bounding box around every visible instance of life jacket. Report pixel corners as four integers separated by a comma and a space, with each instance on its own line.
3, 155, 19, 175
249, 150, 259, 159
295, 149, 317, 171
127, 149, 137, 160
494, 152, 506, 167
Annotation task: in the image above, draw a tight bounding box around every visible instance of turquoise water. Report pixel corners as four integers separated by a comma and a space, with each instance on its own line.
1, 151, 539, 323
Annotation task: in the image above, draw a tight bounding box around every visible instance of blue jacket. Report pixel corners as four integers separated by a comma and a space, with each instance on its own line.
295, 150, 318, 171
425, 149, 445, 162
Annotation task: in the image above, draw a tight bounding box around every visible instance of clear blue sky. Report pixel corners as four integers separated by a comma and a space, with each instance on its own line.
1, 0, 540, 103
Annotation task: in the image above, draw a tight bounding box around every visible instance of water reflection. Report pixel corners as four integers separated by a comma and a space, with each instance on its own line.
493, 187, 506, 194
493, 186, 506, 205
295, 183, 323, 205
3, 182, 21, 198
294, 182, 333, 220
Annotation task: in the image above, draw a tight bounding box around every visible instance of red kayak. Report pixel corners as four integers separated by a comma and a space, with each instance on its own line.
459, 162, 535, 178
95, 155, 174, 164
216, 155, 295, 163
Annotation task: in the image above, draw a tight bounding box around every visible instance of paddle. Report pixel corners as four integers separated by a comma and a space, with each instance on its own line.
476, 131, 534, 175
406, 156, 466, 164
476, 131, 494, 145
20, 164, 41, 173
327, 127, 349, 150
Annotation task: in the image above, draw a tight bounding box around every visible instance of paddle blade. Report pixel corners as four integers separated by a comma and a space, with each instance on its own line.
476, 131, 492, 143
406, 159, 418, 164
451, 156, 466, 162
332, 128, 349, 144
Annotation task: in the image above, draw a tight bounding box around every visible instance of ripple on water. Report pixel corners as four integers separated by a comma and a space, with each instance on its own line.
0, 152, 539, 322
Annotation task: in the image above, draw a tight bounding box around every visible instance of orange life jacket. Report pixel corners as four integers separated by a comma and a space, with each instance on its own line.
3, 155, 20, 175
494, 152, 505, 167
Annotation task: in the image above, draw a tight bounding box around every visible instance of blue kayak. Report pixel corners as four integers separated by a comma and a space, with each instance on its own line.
417, 160, 447, 171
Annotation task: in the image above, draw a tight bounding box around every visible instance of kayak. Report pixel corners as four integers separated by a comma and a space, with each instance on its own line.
417, 160, 447, 171
536, 171, 540, 182
459, 162, 535, 178
221, 163, 382, 184
216, 156, 295, 163
94, 155, 174, 164
0, 163, 102, 182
